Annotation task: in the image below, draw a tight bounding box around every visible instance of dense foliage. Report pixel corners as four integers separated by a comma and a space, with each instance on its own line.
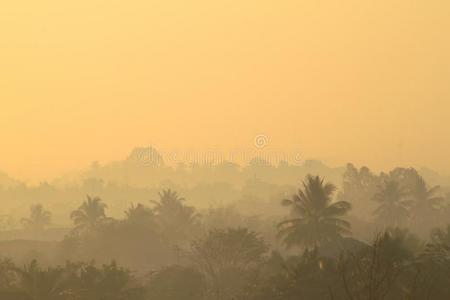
1, 169, 450, 299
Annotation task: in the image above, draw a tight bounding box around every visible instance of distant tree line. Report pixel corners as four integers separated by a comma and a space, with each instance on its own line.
0, 171, 449, 299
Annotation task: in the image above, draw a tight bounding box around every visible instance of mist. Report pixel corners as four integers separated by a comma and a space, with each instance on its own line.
1, 149, 450, 298
2, 0, 450, 299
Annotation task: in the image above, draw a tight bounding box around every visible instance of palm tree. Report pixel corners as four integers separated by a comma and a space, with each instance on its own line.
70, 196, 108, 231
151, 189, 199, 243
153, 189, 185, 209
152, 190, 192, 221
278, 175, 352, 249
372, 180, 411, 227
124, 203, 155, 225
411, 176, 442, 206
21, 204, 51, 232
409, 176, 443, 234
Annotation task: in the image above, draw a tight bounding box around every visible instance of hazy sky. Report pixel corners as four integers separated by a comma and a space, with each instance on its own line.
1, 0, 449, 181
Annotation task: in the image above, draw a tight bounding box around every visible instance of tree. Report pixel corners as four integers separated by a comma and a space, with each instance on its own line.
372, 180, 411, 227
12, 260, 144, 300
70, 196, 108, 232
191, 228, 268, 300
146, 265, 205, 300
15, 260, 66, 300
409, 176, 443, 236
74, 261, 144, 300
21, 204, 51, 232
251, 250, 340, 300
124, 203, 155, 226
338, 230, 417, 300
151, 189, 199, 244
338, 163, 381, 219
278, 175, 352, 249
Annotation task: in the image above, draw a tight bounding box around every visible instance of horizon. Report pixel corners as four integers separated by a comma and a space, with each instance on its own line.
1, 144, 447, 185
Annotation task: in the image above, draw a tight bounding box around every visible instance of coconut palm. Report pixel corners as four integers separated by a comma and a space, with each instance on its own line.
124, 203, 155, 226
409, 176, 443, 235
70, 196, 108, 231
278, 175, 352, 249
152, 189, 185, 209
21, 204, 51, 232
152, 190, 195, 223
151, 189, 199, 243
372, 180, 411, 227
411, 176, 442, 207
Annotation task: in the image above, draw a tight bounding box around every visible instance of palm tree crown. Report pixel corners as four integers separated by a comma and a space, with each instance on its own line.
124, 203, 155, 225
70, 196, 108, 231
151, 189, 199, 243
152, 190, 197, 225
410, 176, 442, 215
278, 175, 352, 249
372, 180, 411, 227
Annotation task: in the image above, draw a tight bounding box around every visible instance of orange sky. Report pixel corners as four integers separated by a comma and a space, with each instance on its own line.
1, 0, 450, 181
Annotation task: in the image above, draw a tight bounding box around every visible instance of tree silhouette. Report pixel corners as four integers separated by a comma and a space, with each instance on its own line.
338, 230, 417, 300
409, 176, 443, 235
191, 228, 267, 300
151, 189, 199, 244
11, 260, 144, 300
70, 196, 108, 232
278, 175, 351, 249
372, 180, 411, 227
124, 203, 154, 226
21, 204, 51, 232
146, 265, 205, 300
337, 163, 380, 219
15, 260, 66, 300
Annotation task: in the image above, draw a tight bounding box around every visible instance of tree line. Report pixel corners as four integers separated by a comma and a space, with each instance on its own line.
1, 170, 450, 299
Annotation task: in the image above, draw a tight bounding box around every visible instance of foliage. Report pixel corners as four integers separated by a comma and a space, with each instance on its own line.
70, 196, 109, 232
372, 180, 411, 227
278, 175, 352, 249
191, 227, 268, 300
145, 265, 205, 300
151, 189, 200, 245
21, 204, 52, 232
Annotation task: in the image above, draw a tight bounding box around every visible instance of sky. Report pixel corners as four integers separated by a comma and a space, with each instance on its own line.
1, 0, 449, 182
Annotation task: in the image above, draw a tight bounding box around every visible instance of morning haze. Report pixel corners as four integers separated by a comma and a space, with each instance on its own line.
0, 1, 450, 299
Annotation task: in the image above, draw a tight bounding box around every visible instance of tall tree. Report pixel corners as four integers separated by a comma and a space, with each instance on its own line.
409, 176, 443, 236
338, 229, 418, 300
372, 180, 411, 227
337, 163, 380, 219
278, 175, 352, 249
124, 203, 155, 225
151, 189, 199, 244
70, 196, 108, 232
191, 228, 267, 300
